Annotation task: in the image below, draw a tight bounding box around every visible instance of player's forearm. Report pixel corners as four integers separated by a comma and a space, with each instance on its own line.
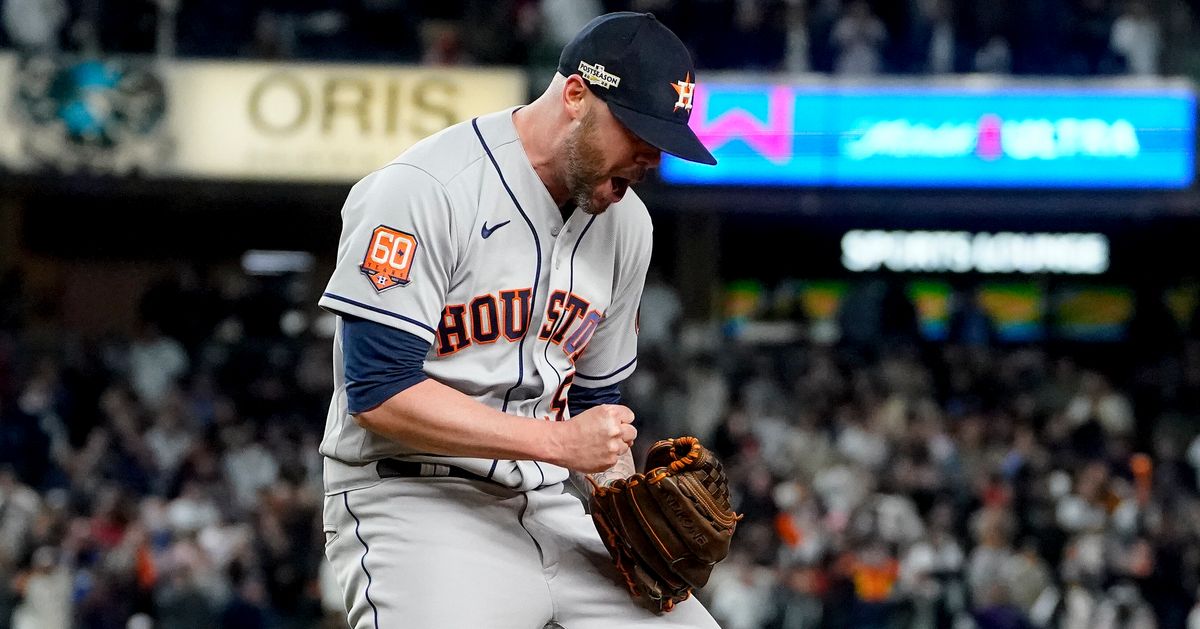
353, 378, 562, 464
355, 378, 636, 473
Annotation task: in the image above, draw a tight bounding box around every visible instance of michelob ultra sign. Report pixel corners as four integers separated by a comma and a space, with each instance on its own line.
661, 79, 1196, 189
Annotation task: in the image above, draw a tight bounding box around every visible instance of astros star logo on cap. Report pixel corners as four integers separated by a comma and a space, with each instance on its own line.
672, 73, 695, 112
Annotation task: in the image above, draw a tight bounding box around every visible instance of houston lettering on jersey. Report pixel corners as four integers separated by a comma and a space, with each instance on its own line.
435, 288, 602, 361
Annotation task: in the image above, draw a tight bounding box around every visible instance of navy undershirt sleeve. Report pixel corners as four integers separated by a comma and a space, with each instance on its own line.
568, 383, 623, 418
342, 314, 431, 414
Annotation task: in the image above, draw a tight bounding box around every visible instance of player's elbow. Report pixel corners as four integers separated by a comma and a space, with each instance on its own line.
348, 382, 422, 433
351, 406, 386, 432
348, 381, 429, 441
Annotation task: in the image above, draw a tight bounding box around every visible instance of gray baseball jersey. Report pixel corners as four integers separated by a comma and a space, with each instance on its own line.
319, 107, 650, 493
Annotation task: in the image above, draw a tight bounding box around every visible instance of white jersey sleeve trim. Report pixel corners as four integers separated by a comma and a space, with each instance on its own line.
319, 159, 461, 347
319, 292, 438, 344
574, 356, 637, 388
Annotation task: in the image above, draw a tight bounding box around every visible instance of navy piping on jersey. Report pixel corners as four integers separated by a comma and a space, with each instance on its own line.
322, 292, 438, 336
575, 356, 638, 382
343, 492, 380, 629
473, 117, 542, 481
534, 214, 598, 420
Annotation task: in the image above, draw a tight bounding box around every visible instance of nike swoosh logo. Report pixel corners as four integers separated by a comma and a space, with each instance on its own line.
481, 220, 511, 239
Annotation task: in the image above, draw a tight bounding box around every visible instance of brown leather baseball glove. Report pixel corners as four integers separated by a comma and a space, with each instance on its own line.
589, 436, 741, 612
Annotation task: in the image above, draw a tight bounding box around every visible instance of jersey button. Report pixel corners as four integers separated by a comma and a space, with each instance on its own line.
551, 227, 561, 237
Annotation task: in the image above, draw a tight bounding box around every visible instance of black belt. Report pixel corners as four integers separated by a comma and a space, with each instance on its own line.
376, 459, 493, 483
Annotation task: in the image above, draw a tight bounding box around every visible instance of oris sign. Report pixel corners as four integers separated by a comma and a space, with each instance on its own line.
0, 53, 527, 182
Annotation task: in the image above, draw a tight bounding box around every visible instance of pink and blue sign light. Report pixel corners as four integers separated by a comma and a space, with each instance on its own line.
661, 83, 1195, 189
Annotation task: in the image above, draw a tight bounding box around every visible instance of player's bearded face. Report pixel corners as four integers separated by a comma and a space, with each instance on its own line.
564, 109, 610, 215
564, 106, 648, 215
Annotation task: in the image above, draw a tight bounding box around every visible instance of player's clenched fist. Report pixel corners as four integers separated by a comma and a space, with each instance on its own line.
548, 404, 636, 473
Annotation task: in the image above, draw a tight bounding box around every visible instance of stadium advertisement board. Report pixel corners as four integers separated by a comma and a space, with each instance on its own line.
166, 62, 525, 182
661, 79, 1196, 189
840, 230, 1110, 275
0, 54, 18, 168
0, 53, 526, 182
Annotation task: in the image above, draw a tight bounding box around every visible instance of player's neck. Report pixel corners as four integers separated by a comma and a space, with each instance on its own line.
513, 103, 572, 207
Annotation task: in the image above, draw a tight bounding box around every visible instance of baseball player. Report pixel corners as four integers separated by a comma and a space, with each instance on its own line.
318, 12, 719, 628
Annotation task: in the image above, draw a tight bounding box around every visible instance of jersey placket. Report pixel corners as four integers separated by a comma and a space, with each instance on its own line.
532, 211, 585, 420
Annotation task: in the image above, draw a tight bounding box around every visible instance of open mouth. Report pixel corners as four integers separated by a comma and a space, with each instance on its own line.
611, 177, 630, 200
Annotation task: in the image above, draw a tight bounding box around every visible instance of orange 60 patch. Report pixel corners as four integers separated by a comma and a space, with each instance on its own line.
360, 225, 418, 292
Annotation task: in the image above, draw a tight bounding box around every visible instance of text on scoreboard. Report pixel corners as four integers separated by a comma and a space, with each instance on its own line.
660, 82, 1196, 189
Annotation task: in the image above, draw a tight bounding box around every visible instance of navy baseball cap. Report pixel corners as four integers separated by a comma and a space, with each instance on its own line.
558, 12, 717, 166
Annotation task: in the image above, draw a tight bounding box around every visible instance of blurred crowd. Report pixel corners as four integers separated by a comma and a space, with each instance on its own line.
628, 273, 1200, 629
0, 265, 338, 629
0, 0, 1185, 76
2, 261, 1200, 629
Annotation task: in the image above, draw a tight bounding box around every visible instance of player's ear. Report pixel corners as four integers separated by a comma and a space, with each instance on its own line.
562, 74, 590, 121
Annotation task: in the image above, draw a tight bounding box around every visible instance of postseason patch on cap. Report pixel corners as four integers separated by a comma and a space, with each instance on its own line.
578, 61, 620, 89
360, 225, 418, 292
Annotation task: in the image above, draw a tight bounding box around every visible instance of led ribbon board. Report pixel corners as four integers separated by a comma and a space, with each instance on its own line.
661, 82, 1196, 188
840, 230, 1110, 274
